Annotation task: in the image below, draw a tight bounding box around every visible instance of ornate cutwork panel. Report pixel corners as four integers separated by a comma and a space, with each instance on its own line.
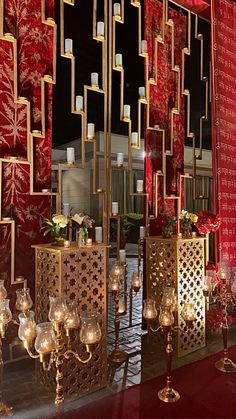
34, 243, 107, 398
146, 237, 206, 357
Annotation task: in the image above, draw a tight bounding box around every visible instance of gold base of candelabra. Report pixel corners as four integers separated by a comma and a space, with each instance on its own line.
108, 348, 127, 364
215, 357, 236, 373
158, 387, 180, 403
0, 401, 13, 416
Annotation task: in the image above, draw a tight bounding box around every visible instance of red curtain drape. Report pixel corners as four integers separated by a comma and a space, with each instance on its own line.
211, 0, 236, 266
144, 0, 186, 223
0, 1, 54, 295
171, 0, 210, 13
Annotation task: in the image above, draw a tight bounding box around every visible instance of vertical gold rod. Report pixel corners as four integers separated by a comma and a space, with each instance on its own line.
0, 0, 3, 37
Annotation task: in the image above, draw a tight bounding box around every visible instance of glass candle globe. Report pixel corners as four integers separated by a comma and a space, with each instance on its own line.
108, 275, 120, 292
48, 296, 68, 324
143, 299, 158, 320
131, 272, 142, 293
161, 287, 176, 309
182, 303, 195, 324
15, 288, 33, 312
217, 262, 231, 281
35, 322, 56, 354
0, 280, 7, 299
64, 304, 80, 330
111, 261, 123, 279
0, 299, 12, 325
80, 312, 101, 346
159, 305, 174, 327
18, 311, 36, 342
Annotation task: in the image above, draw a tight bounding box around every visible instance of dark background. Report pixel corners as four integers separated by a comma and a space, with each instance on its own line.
52, 0, 211, 149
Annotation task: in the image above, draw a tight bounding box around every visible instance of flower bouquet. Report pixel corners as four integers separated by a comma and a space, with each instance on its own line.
179, 210, 198, 238
43, 214, 69, 246
206, 308, 233, 331
161, 214, 176, 238
72, 213, 94, 246
195, 211, 221, 235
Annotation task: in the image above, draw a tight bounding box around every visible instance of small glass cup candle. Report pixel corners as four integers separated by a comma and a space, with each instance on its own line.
95, 226, 102, 243
141, 40, 147, 54
177, 232, 182, 239
64, 240, 70, 248
91, 72, 99, 87
139, 87, 145, 98
87, 123, 95, 139
115, 53, 122, 67
113, 3, 121, 17
132, 272, 142, 293
119, 249, 126, 263
64, 303, 80, 330
192, 232, 197, 238
116, 152, 124, 167
111, 261, 123, 279
97, 21, 104, 37
42, 189, 49, 193
67, 147, 75, 164
161, 287, 176, 309
16, 288, 33, 312
131, 132, 138, 146
76, 95, 83, 111
118, 301, 126, 314
80, 313, 101, 350
137, 180, 144, 193
86, 238, 92, 246
112, 202, 119, 215
65, 38, 73, 54
0, 299, 12, 326
123, 105, 130, 119
159, 305, 174, 328
139, 226, 146, 239
62, 202, 70, 216
143, 299, 157, 320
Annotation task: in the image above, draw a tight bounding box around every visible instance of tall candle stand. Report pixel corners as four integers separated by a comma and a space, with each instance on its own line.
204, 263, 236, 372
108, 262, 142, 363
143, 287, 195, 403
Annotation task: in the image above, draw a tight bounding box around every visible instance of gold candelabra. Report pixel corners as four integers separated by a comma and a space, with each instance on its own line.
108, 261, 142, 363
143, 287, 195, 403
0, 281, 101, 407
203, 263, 236, 373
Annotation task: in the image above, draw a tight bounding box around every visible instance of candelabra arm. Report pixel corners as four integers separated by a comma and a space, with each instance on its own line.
63, 349, 92, 364
149, 322, 162, 333
42, 351, 55, 371
24, 342, 40, 359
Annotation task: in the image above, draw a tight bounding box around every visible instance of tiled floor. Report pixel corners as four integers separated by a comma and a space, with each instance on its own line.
2, 257, 236, 419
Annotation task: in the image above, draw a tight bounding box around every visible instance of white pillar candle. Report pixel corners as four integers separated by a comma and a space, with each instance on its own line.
91, 72, 99, 87
112, 202, 119, 215
117, 153, 124, 166
75, 95, 83, 111
139, 87, 145, 98
119, 249, 126, 263
131, 132, 138, 146
67, 147, 75, 163
114, 3, 121, 16
62, 203, 70, 216
64, 240, 70, 248
97, 21, 104, 37
87, 123, 95, 139
123, 105, 130, 119
95, 227, 102, 243
65, 38, 73, 54
137, 180, 143, 193
141, 40, 147, 53
140, 226, 146, 239
115, 53, 122, 67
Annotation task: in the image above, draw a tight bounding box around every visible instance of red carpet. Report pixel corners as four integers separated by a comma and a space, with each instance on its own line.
58, 346, 236, 419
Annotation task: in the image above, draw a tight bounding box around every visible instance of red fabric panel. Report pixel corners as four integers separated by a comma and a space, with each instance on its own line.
211, 0, 236, 266
144, 0, 186, 216
0, 1, 54, 293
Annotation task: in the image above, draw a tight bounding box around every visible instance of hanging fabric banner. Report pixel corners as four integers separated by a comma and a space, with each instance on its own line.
211, 0, 236, 266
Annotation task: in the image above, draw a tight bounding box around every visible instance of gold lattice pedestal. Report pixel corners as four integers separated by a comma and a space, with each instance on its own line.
33, 243, 107, 398
146, 236, 206, 357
